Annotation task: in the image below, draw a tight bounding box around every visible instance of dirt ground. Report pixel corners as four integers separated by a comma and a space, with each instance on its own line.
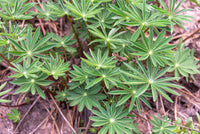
0, 0, 200, 134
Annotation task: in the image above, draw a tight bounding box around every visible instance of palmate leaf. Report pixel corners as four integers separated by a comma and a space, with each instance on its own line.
84, 67, 121, 89
37, 54, 70, 80
131, 28, 175, 66
11, 73, 53, 99
55, 89, 69, 101
168, 43, 200, 79
7, 108, 20, 123
0, 21, 27, 46
67, 84, 106, 112
90, 102, 141, 134
150, 115, 176, 134
109, 84, 152, 113
50, 33, 76, 53
35, 1, 57, 21
0, 0, 36, 20
88, 9, 114, 29
152, 0, 193, 32
81, 49, 117, 70
123, 0, 171, 29
64, 0, 103, 21
47, 0, 69, 17
9, 58, 41, 79
69, 61, 91, 85
9, 27, 54, 62
0, 82, 12, 103
121, 59, 182, 102
113, 30, 140, 57
109, 0, 131, 26
89, 23, 126, 50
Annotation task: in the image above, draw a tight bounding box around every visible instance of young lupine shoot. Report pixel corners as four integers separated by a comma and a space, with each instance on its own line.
64, 0, 103, 21
7, 108, 20, 123
150, 115, 176, 134
37, 54, 70, 80
82, 49, 117, 70
131, 28, 175, 66
123, 0, 171, 29
168, 42, 200, 79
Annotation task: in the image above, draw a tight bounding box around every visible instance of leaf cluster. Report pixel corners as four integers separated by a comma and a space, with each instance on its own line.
0, 0, 199, 133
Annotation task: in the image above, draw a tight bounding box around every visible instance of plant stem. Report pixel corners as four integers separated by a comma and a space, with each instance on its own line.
84, 20, 92, 42
0, 53, 15, 68
78, 20, 83, 29
107, 42, 112, 56
67, 15, 84, 57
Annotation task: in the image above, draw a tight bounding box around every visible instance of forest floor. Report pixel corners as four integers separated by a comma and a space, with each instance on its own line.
0, 0, 200, 134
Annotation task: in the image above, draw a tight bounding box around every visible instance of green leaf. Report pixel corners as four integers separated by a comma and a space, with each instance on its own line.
7, 108, 20, 123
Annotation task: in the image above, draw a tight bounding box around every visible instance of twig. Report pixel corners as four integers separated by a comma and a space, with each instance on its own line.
176, 87, 200, 102
40, 100, 60, 134
0, 53, 15, 68
0, 102, 28, 108
174, 96, 178, 120
14, 96, 40, 132
49, 93, 77, 133
183, 27, 200, 42
29, 108, 55, 134
49, 20, 58, 35
32, 0, 46, 35
52, 20, 65, 35
159, 94, 166, 115
84, 112, 93, 134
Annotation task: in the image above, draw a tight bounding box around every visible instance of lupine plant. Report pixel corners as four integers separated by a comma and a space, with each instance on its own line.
0, 0, 199, 133
7, 108, 21, 123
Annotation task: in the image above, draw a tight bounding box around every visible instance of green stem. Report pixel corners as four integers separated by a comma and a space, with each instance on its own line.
67, 15, 84, 57
84, 20, 92, 43
63, 47, 68, 62
107, 42, 112, 57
